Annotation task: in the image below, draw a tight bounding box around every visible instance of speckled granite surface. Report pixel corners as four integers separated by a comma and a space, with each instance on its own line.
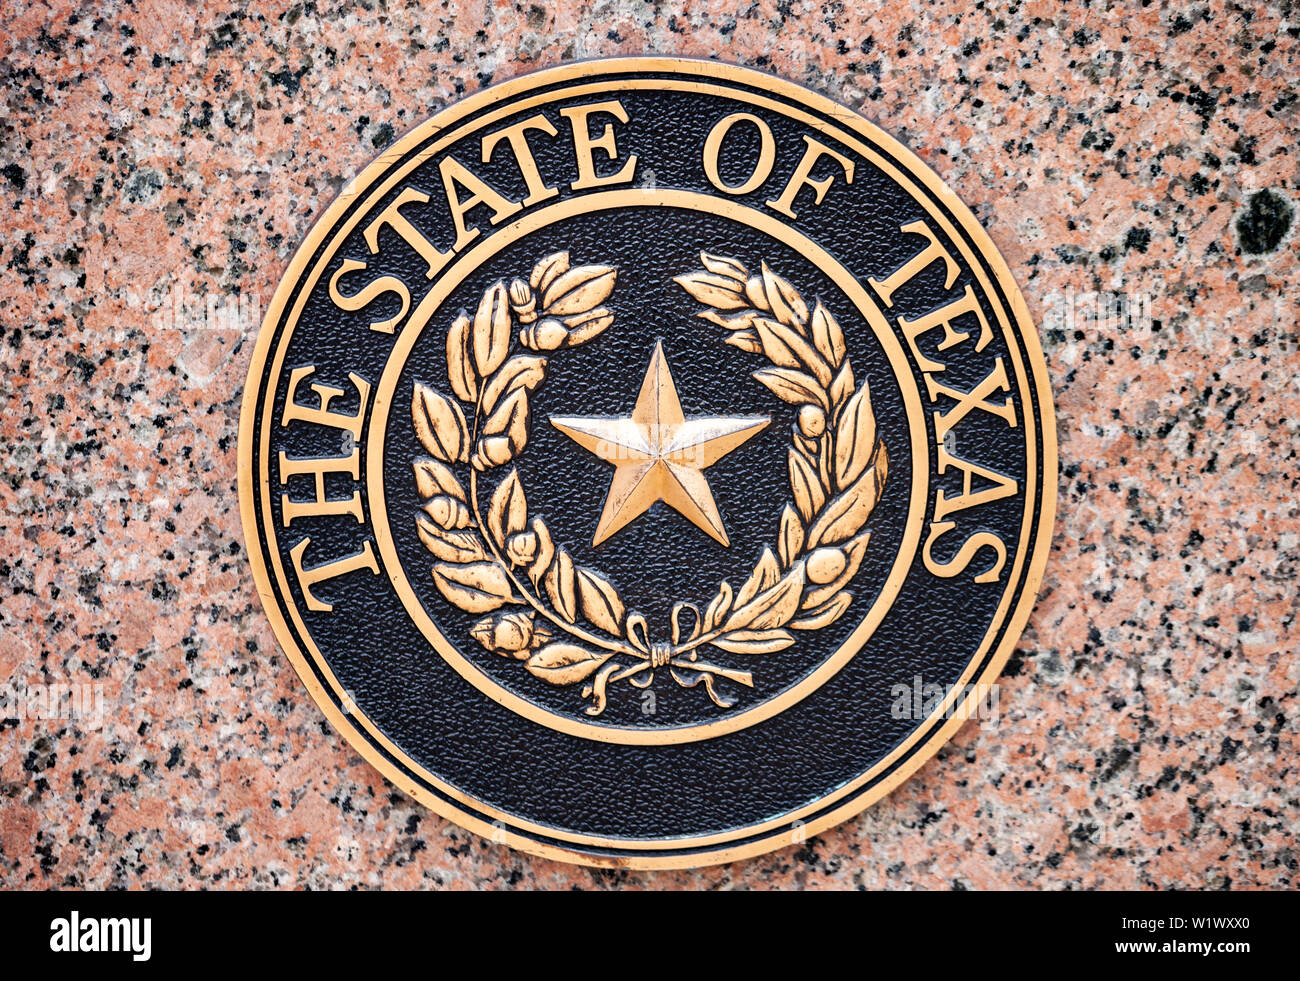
1, 1, 1296, 889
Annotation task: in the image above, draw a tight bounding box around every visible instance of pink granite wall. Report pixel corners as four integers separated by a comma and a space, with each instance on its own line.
0, 1, 1295, 889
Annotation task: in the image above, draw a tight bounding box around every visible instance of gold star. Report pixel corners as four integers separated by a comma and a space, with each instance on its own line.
552, 342, 768, 547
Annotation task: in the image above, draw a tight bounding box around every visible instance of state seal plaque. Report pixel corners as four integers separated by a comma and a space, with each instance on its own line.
239, 58, 1057, 868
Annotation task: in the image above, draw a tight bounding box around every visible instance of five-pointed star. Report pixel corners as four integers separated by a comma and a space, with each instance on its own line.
551, 342, 768, 547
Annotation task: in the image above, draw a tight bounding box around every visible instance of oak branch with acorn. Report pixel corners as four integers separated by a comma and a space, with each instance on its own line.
411, 251, 886, 717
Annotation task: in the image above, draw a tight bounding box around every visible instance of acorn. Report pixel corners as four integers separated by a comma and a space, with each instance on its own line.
509, 278, 536, 323
506, 531, 539, 566
424, 495, 471, 529
470, 612, 552, 658
520, 318, 568, 351
471, 435, 514, 470
798, 404, 826, 438
806, 547, 847, 584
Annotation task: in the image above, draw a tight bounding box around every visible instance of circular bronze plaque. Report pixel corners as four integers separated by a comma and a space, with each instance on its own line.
239, 58, 1056, 868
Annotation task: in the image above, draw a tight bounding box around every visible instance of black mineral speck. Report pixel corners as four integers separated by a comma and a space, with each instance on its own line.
1, 163, 25, 191
1236, 189, 1293, 255
1124, 226, 1151, 253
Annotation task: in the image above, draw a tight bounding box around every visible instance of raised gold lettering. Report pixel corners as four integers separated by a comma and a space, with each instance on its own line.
481, 114, 560, 207
703, 112, 775, 195
766, 136, 854, 218
559, 100, 638, 190
362, 187, 451, 280
439, 156, 524, 251
868, 220, 959, 307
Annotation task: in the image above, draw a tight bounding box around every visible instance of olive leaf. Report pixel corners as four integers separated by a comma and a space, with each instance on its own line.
810, 301, 846, 366
530, 252, 569, 294
473, 281, 512, 378
709, 629, 796, 655
698, 309, 757, 331
703, 580, 733, 631
577, 568, 624, 634
525, 643, 611, 685
810, 444, 887, 547
673, 270, 749, 309
544, 548, 577, 622
725, 330, 762, 354
563, 306, 613, 346
834, 379, 877, 490
752, 316, 801, 369
541, 264, 616, 316
412, 384, 468, 463
723, 567, 805, 632
760, 262, 809, 329
754, 316, 830, 384
432, 561, 515, 613
787, 449, 825, 523
480, 355, 547, 415
416, 517, 488, 564
413, 458, 466, 502
829, 358, 855, 409
487, 468, 528, 545
527, 518, 555, 589
791, 591, 851, 630
446, 311, 477, 402
700, 252, 748, 281
734, 547, 780, 607
752, 367, 829, 409
778, 505, 804, 568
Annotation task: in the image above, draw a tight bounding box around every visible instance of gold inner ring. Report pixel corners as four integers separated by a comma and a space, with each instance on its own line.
366, 189, 930, 746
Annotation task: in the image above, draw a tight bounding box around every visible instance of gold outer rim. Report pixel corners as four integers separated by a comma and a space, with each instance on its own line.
237, 57, 1059, 870
365, 189, 929, 745
254, 73, 1040, 846
258, 77, 1036, 761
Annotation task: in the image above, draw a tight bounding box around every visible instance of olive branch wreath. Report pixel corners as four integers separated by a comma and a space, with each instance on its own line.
410, 251, 887, 716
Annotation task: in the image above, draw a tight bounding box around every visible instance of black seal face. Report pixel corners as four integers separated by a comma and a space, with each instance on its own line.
239, 58, 1057, 868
